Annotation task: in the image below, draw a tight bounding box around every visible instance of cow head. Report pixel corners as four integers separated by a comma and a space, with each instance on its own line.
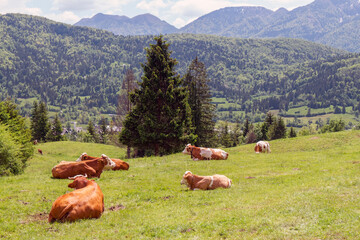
76, 152, 87, 162
68, 175, 89, 189
182, 144, 193, 155
254, 145, 260, 153
102, 154, 116, 170
181, 171, 193, 187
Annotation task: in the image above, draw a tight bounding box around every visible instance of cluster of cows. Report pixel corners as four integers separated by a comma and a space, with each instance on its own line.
47, 141, 271, 223
48, 153, 129, 223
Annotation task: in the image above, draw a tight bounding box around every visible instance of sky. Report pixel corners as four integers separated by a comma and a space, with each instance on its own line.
0, 0, 315, 28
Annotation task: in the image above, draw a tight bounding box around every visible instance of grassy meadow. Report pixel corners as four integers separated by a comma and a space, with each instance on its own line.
1, 131, 360, 239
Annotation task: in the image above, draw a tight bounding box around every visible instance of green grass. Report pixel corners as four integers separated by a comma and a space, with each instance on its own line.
2, 131, 360, 239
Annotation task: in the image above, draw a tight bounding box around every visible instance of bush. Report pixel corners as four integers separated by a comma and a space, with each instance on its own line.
0, 125, 23, 176
0, 100, 33, 174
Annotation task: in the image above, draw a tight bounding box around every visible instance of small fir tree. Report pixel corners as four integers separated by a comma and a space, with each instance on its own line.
99, 117, 108, 144
87, 120, 99, 143
289, 127, 297, 138
243, 118, 250, 137
46, 114, 64, 141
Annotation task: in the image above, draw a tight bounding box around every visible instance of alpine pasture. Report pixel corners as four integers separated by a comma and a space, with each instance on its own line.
1, 131, 360, 239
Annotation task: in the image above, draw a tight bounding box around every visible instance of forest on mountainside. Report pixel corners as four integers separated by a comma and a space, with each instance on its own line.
1, 13, 360, 125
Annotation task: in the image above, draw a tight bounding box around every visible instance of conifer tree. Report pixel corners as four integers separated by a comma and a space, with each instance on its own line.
30, 101, 40, 141
87, 120, 99, 143
269, 116, 287, 140
289, 127, 297, 138
184, 57, 216, 147
243, 118, 250, 137
99, 117, 108, 144
31, 101, 49, 142
46, 114, 64, 141
120, 35, 195, 156
118, 69, 137, 157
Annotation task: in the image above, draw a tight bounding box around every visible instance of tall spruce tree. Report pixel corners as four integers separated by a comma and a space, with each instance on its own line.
184, 57, 216, 147
31, 101, 49, 142
120, 35, 195, 156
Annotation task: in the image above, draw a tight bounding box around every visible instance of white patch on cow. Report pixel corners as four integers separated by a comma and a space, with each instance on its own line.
184, 171, 192, 176
208, 176, 214, 188
101, 154, 116, 170
212, 149, 228, 159
76, 152, 87, 162
68, 173, 87, 179
192, 158, 199, 161
228, 179, 232, 188
200, 148, 212, 159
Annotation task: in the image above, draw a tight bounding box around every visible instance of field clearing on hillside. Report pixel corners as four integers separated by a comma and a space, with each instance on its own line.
1, 132, 360, 239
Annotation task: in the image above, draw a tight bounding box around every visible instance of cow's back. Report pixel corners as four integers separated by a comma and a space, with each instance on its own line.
210, 174, 232, 189
112, 159, 129, 170
210, 149, 228, 160
49, 183, 104, 222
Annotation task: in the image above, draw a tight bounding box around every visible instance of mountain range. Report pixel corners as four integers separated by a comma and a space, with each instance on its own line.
1, 13, 354, 123
74, 0, 360, 52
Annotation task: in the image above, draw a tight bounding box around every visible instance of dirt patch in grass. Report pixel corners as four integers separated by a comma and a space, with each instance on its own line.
245, 176, 255, 179
20, 212, 48, 224
19, 200, 30, 205
108, 204, 125, 211
181, 228, 194, 233
161, 196, 174, 200
310, 136, 320, 140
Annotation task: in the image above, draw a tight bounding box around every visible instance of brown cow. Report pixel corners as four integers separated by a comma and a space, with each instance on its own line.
52, 155, 112, 179
76, 152, 129, 170
182, 144, 228, 160
38, 149, 43, 155
48, 175, 104, 223
180, 171, 232, 190
254, 141, 271, 153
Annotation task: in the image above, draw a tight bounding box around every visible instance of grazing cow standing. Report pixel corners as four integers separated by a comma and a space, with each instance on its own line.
181, 171, 232, 190
254, 141, 271, 153
48, 175, 104, 223
33, 140, 38, 145
38, 149, 43, 155
182, 144, 228, 160
76, 153, 129, 170
52, 155, 114, 179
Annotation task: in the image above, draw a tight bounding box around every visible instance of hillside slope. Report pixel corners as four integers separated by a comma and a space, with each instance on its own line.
0, 13, 349, 122
1, 130, 360, 238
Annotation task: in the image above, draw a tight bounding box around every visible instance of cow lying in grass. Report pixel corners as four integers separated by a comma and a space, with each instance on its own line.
254, 141, 271, 153
52, 154, 114, 179
182, 144, 229, 160
48, 175, 104, 223
76, 152, 129, 170
181, 171, 232, 190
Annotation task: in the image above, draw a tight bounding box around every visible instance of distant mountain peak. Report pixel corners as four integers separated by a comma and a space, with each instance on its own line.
74, 12, 177, 36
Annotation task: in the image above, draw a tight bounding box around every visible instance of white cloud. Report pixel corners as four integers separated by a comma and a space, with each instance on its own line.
136, 0, 168, 16
45, 11, 81, 24
0, 0, 42, 15
52, 0, 130, 12
170, 0, 239, 18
